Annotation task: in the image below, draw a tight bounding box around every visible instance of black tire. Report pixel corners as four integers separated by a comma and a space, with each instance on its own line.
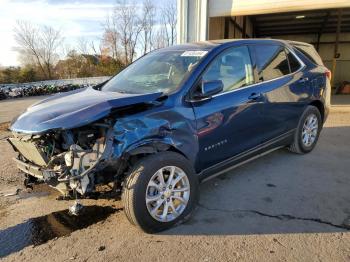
122, 151, 199, 233
289, 105, 322, 154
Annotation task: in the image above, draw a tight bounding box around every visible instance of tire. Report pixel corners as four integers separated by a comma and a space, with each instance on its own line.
122, 151, 199, 233
289, 105, 322, 154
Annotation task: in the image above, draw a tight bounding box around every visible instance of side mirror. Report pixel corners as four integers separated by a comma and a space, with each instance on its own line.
200, 80, 224, 98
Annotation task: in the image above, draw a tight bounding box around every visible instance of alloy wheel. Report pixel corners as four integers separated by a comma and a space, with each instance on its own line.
301, 113, 319, 147
145, 166, 190, 222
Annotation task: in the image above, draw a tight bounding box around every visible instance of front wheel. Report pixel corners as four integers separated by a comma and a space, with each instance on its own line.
289, 105, 322, 154
122, 151, 198, 233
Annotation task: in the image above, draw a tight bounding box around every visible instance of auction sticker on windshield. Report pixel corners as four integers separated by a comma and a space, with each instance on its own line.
181, 51, 208, 57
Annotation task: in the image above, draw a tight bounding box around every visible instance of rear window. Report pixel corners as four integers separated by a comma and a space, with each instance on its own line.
255, 45, 290, 81
292, 44, 324, 66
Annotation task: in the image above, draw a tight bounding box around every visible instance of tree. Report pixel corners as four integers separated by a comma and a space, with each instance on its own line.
0, 67, 21, 83
102, 14, 120, 60
101, 0, 176, 64
19, 66, 36, 82
141, 0, 156, 55
13, 20, 63, 79
102, 0, 144, 65
161, 0, 177, 46
77, 37, 90, 55
152, 27, 169, 49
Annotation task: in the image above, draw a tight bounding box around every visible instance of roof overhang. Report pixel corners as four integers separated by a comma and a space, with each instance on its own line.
209, 0, 350, 17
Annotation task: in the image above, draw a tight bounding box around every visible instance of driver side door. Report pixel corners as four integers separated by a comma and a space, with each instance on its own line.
191, 45, 266, 171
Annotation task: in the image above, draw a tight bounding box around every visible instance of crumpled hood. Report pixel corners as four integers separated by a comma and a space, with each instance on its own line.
10, 87, 163, 134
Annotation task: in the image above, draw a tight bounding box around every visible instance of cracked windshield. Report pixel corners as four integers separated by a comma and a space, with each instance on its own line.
102, 50, 207, 94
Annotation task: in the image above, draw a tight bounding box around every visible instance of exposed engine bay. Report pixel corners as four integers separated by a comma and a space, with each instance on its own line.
8, 120, 118, 198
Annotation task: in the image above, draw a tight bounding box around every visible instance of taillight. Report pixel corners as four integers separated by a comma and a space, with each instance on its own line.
325, 69, 332, 81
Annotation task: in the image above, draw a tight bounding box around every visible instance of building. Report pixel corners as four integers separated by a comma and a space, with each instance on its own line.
177, 0, 350, 88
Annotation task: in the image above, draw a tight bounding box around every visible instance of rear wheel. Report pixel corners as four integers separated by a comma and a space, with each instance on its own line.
289, 105, 322, 154
122, 151, 198, 233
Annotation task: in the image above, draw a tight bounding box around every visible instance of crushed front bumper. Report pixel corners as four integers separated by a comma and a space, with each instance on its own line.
7, 137, 48, 166
12, 157, 56, 181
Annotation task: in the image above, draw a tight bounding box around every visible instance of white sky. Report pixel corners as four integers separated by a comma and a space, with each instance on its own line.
0, 0, 117, 66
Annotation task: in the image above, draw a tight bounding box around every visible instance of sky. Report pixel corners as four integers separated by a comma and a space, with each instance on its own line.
0, 0, 120, 66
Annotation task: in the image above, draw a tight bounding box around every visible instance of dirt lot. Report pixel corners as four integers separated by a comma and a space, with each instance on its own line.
0, 96, 49, 123
0, 98, 350, 261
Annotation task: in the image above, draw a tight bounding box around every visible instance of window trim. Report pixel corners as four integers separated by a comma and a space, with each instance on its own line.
285, 47, 302, 74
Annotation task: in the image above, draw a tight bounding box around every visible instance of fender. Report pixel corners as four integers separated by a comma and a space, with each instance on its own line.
125, 139, 187, 158
111, 111, 198, 166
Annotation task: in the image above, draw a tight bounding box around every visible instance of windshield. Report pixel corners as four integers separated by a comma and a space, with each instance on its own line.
102, 50, 208, 94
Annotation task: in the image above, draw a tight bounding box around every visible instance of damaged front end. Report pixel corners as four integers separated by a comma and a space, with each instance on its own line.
8, 121, 115, 197
6, 88, 167, 197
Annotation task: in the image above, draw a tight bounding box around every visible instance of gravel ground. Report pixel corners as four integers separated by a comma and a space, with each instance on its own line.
0, 106, 349, 261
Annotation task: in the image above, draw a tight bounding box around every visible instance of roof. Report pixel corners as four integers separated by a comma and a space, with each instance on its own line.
160, 38, 293, 52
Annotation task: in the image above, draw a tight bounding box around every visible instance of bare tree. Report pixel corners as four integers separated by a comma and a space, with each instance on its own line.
117, 0, 144, 64
152, 27, 169, 49
102, 13, 120, 59
141, 0, 155, 55
41, 25, 62, 78
161, 0, 177, 46
77, 37, 90, 55
14, 21, 63, 79
102, 0, 144, 65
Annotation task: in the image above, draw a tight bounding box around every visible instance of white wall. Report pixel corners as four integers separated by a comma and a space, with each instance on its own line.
177, 0, 208, 43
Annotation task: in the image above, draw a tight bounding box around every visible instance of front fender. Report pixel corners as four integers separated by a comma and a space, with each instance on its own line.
111, 111, 198, 165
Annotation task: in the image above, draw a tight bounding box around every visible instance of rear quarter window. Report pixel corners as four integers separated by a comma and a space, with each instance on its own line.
255, 44, 290, 81
286, 49, 302, 73
292, 44, 324, 66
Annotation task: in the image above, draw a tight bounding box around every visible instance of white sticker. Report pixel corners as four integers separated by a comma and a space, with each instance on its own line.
181, 51, 208, 57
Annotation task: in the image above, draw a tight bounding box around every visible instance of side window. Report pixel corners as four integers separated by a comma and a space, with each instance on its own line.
255, 45, 290, 81
286, 49, 301, 73
202, 46, 254, 93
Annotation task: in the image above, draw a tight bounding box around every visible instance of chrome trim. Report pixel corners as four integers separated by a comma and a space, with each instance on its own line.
199, 129, 295, 180
201, 146, 284, 183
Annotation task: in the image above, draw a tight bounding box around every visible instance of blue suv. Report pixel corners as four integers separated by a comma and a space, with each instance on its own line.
8, 39, 331, 232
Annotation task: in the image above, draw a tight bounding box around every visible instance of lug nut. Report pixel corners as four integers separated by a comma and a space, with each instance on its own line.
169, 185, 172, 189
167, 198, 170, 202
161, 195, 164, 199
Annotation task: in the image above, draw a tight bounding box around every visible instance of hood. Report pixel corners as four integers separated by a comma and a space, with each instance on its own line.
10, 87, 163, 134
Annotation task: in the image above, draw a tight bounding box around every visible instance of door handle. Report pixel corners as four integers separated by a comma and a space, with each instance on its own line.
298, 77, 309, 84
248, 93, 262, 101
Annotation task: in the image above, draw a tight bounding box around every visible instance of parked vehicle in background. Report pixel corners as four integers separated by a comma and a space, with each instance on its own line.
0, 76, 111, 100
7, 39, 330, 233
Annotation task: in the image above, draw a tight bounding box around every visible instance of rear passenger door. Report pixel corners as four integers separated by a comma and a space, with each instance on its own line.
252, 44, 309, 142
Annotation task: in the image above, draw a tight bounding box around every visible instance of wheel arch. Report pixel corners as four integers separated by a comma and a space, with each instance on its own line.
309, 100, 325, 122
